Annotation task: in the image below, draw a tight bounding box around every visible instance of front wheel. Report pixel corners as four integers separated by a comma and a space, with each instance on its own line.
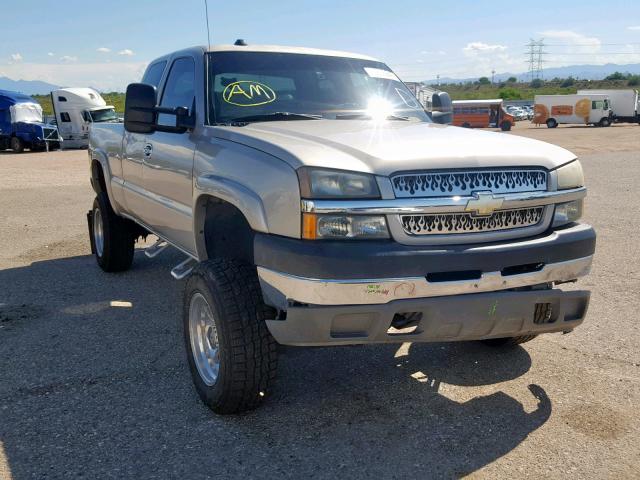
599, 117, 611, 127
183, 259, 278, 414
10, 136, 24, 153
546, 119, 558, 128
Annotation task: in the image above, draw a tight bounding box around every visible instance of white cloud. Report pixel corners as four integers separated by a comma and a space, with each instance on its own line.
627, 25, 640, 31
47, 52, 54, 57
539, 30, 601, 50
463, 42, 507, 55
0, 61, 148, 91
10, 53, 23, 62
97, 47, 111, 53
118, 49, 134, 56
420, 50, 447, 56
60, 55, 78, 62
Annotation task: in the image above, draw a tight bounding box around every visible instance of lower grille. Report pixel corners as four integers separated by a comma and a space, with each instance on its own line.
401, 206, 545, 235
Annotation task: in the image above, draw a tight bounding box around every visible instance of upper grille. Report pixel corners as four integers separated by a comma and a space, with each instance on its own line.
401, 207, 545, 235
392, 169, 547, 198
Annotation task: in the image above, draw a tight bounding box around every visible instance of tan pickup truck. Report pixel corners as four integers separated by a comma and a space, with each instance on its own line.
88, 42, 596, 414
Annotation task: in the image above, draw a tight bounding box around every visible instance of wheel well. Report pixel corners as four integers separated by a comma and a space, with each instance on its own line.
200, 196, 255, 264
91, 160, 107, 194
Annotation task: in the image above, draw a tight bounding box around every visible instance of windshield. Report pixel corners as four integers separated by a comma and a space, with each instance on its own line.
90, 108, 118, 122
207, 52, 430, 124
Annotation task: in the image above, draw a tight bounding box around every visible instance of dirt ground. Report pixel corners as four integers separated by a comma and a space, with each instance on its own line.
509, 121, 640, 156
1, 125, 639, 479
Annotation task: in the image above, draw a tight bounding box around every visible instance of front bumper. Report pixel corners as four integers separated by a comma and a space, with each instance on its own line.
266, 288, 590, 346
255, 223, 595, 345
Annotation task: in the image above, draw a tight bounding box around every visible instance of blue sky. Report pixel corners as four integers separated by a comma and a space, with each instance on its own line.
1, 0, 640, 90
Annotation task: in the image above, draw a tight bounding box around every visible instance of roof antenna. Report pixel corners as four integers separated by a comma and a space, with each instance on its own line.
203, 0, 212, 50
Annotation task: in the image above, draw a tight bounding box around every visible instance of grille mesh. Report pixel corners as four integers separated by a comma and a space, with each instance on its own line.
392, 169, 547, 198
401, 207, 545, 235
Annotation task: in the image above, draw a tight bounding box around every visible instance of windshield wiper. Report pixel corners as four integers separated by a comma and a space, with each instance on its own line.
229, 112, 322, 124
334, 113, 411, 121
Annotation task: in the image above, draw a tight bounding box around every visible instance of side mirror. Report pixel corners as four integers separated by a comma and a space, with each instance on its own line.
124, 83, 157, 134
431, 91, 453, 125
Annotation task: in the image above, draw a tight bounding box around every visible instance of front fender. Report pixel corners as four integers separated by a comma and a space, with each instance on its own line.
193, 174, 269, 260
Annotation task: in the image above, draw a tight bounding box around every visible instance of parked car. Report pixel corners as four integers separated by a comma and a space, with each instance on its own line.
51, 88, 119, 148
534, 94, 612, 128
0, 89, 61, 152
88, 43, 595, 414
577, 89, 639, 124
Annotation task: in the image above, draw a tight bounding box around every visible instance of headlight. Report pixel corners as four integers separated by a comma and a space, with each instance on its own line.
298, 167, 380, 199
555, 160, 584, 190
553, 199, 584, 227
302, 213, 389, 239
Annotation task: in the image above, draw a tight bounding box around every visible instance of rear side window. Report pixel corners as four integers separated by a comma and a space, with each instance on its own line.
58, 96, 67, 102
142, 61, 167, 88
158, 57, 195, 126
60, 112, 71, 122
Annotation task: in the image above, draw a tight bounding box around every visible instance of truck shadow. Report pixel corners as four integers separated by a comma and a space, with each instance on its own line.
0, 253, 549, 479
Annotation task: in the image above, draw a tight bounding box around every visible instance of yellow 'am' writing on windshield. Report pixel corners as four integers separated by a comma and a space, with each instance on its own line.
222, 81, 277, 107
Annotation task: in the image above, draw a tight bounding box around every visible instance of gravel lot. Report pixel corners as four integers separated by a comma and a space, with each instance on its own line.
1, 125, 639, 479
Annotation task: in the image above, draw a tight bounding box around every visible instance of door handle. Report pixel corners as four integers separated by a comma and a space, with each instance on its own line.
143, 143, 153, 157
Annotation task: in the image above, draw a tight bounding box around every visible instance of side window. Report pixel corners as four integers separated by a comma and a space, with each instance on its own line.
60, 112, 71, 122
58, 96, 67, 102
82, 111, 91, 122
158, 57, 195, 126
142, 61, 167, 88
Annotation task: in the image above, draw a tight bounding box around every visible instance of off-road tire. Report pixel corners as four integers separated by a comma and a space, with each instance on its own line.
183, 259, 278, 414
546, 119, 558, 129
91, 192, 135, 272
481, 335, 538, 347
500, 120, 512, 131
10, 136, 24, 153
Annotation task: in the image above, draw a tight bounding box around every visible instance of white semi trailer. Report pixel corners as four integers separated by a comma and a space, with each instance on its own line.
51, 88, 118, 148
577, 89, 639, 124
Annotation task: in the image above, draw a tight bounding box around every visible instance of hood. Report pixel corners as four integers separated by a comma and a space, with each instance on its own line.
211, 120, 576, 175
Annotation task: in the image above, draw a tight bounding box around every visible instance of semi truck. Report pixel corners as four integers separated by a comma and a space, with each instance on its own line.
577, 89, 639, 124
533, 93, 612, 128
51, 88, 118, 148
0, 90, 61, 152
87, 43, 595, 414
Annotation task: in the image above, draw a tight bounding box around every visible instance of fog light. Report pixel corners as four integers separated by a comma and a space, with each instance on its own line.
302, 213, 389, 239
553, 199, 583, 227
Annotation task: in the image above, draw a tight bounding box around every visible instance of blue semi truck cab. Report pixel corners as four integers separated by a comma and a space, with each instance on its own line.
0, 90, 61, 152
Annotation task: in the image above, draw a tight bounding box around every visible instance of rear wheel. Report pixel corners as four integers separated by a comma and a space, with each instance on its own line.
91, 192, 135, 272
10, 137, 24, 153
184, 259, 278, 414
461, 122, 471, 128
500, 120, 512, 131
546, 119, 558, 129
481, 335, 537, 347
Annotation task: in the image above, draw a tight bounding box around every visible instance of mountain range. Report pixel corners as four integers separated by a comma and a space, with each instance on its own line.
423, 63, 640, 85
0, 76, 60, 95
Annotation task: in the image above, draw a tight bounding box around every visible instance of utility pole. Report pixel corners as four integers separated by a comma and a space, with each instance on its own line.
491, 69, 495, 84
436, 74, 440, 87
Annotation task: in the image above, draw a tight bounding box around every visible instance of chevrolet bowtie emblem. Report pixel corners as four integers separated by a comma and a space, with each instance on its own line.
465, 192, 504, 216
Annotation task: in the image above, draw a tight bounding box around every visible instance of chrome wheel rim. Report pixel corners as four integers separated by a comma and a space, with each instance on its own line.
93, 207, 104, 257
189, 292, 220, 386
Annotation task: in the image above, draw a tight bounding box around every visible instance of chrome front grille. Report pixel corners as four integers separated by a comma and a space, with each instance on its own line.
401, 206, 545, 235
392, 169, 547, 198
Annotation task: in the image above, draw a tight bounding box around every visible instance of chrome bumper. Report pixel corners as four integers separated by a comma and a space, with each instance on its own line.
257, 255, 593, 307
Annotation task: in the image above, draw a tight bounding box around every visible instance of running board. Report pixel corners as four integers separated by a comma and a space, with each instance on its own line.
144, 239, 169, 258
171, 258, 197, 280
